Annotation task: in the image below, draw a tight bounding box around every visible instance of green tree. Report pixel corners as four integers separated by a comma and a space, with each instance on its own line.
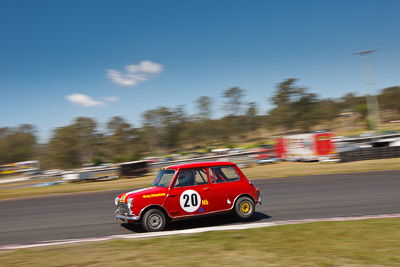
194, 96, 215, 145
222, 87, 245, 117
0, 125, 37, 164
316, 99, 341, 120
339, 93, 368, 119
222, 87, 246, 140
245, 102, 259, 133
45, 117, 99, 169
73, 117, 98, 164
269, 79, 320, 131
105, 116, 139, 162
47, 125, 80, 169
379, 86, 400, 113
142, 106, 188, 153
195, 96, 213, 120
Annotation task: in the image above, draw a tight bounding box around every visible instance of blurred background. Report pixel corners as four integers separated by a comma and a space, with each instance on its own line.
1, 0, 400, 179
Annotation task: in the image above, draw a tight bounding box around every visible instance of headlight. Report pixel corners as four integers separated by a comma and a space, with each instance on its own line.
114, 197, 119, 206
127, 197, 133, 209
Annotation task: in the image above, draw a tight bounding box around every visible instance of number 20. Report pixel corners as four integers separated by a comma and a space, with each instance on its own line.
183, 193, 198, 207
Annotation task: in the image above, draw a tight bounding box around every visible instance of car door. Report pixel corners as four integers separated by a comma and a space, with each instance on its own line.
164, 168, 214, 218
209, 166, 242, 211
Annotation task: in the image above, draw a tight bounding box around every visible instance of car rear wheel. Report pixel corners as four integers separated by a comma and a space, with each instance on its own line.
142, 209, 166, 232
234, 196, 254, 220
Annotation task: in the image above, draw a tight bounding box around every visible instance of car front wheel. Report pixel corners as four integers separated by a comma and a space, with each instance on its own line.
234, 196, 255, 220
142, 209, 166, 232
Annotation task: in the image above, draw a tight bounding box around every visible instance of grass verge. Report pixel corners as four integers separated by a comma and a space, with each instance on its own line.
1, 158, 400, 200
1, 218, 400, 266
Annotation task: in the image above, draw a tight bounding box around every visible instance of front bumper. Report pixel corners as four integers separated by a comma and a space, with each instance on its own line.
115, 212, 140, 222
115, 204, 140, 222
257, 189, 262, 205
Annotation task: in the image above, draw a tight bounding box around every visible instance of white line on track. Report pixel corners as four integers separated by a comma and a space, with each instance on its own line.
1, 213, 400, 251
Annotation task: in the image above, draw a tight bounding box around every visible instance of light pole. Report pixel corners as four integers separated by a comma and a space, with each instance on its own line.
354, 49, 381, 135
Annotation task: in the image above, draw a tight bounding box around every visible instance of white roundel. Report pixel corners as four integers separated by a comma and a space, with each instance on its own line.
179, 190, 201, 212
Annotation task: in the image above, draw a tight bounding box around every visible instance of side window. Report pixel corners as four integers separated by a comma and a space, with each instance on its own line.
209, 168, 217, 184
174, 170, 195, 187
174, 169, 209, 187
209, 166, 240, 183
194, 168, 208, 185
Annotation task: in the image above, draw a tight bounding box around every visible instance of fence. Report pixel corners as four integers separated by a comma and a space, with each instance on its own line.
147, 152, 255, 172
340, 147, 400, 163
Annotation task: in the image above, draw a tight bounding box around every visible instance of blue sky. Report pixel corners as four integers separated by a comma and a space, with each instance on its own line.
1, 0, 400, 142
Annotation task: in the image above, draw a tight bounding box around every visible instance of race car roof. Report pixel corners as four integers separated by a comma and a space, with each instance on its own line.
165, 161, 235, 170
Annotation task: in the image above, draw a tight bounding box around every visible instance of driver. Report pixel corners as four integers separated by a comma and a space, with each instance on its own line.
176, 170, 194, 187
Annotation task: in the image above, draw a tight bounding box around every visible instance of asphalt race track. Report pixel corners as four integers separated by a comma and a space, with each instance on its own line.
1, 170, 400, 246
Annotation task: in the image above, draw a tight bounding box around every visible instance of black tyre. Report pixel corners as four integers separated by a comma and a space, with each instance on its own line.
142, 209, 166, 232
234, 196, 255, 220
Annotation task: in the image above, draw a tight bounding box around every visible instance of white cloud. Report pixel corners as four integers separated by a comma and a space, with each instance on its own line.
65, 94, 105, 107
102, 96, 119, 102
107, 60, 163, 86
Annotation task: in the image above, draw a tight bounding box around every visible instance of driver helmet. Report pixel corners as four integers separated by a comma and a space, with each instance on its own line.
178, 171, 192, 184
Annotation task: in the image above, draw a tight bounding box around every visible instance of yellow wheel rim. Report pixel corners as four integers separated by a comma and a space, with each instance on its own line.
241, 202, 250, 213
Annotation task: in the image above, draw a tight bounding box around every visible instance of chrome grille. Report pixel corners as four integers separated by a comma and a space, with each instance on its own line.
118, 203, 130, 215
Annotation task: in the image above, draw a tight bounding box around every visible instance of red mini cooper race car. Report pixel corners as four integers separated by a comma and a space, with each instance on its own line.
115, 161, 262, 231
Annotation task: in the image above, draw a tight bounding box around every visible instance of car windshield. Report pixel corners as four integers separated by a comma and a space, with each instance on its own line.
151, 169, 176, 187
